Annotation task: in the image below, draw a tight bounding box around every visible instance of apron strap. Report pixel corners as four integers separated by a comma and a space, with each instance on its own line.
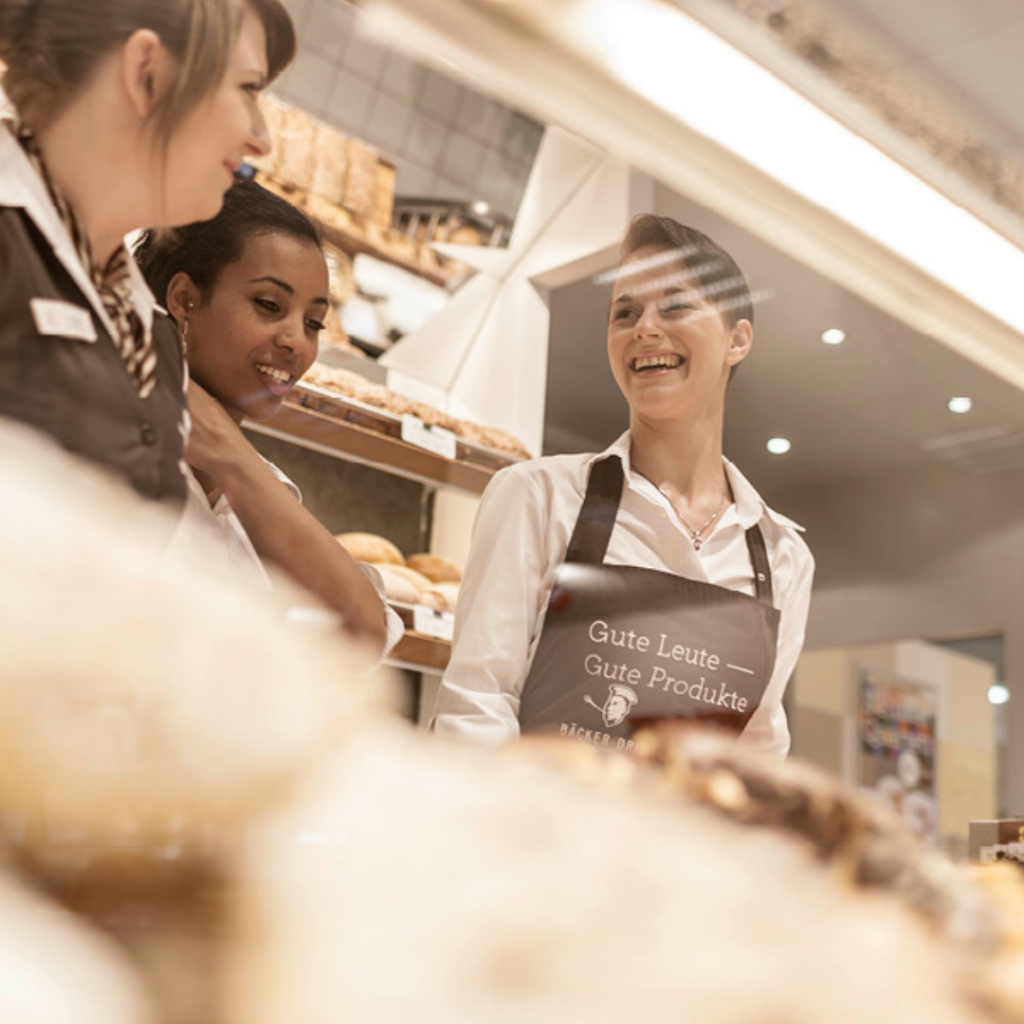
745, 524, 775, 606
564, 455, 624, 565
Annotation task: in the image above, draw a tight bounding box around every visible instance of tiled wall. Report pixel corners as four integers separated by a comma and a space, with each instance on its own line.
274, 0, 544, 220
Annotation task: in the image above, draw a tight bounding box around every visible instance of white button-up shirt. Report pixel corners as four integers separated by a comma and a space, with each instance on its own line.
433, 432, 815, 758
172, 460, 404, 657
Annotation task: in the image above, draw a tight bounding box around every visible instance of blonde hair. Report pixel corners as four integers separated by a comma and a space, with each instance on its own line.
0, 0, 295, 137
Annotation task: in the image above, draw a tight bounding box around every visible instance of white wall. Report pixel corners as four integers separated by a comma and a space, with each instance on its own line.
778, 461, 1024, 815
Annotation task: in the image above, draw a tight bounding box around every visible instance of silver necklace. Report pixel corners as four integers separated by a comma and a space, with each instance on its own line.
664, 490, 728, 550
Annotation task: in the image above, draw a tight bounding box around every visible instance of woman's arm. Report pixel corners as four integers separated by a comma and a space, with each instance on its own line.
432, 466, 550, 743
186, 381, 389, 649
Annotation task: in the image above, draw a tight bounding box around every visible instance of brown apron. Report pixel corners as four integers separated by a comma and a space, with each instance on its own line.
518, 456, 780, 751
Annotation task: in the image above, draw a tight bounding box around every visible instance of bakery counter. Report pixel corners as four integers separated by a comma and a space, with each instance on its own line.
246, 383, 523, 496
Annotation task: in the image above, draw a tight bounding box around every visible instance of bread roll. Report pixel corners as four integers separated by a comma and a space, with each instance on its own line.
429, 582, 461, 612
372, 565, 421, 605
453, 419, 532, 460
418, 590, 447, 614
381, 564, 434, 593
335, 532, 403, 566
405, 553, 462, 584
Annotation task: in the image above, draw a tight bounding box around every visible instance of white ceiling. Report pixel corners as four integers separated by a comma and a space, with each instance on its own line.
807, 0, 1024, 156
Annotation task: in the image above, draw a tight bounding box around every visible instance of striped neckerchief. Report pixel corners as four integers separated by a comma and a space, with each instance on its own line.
15, 122, 157, 399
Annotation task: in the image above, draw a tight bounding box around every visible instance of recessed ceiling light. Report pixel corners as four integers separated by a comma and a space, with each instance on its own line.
988, 683, 1010, 706
471, 200, 491, 216
766, 437, 792, 455
947, 396, 973, 414
821, 328, 846, 345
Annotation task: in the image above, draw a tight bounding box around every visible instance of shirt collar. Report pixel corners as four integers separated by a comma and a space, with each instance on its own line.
0, 116, 158, 336
589, 431, 805, 534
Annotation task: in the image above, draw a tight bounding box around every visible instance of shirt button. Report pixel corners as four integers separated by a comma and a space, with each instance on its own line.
139, 423, 158, 446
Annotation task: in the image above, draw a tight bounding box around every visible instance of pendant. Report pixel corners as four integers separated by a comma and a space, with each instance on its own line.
692, 537, 703, 551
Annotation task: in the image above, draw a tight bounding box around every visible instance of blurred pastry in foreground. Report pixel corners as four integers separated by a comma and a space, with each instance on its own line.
0, 421, 399, 1024
226, 724, 996, 1024
0, 869, 155, 1024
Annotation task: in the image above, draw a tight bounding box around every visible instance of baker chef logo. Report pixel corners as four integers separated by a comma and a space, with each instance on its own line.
584, 684, 638, 728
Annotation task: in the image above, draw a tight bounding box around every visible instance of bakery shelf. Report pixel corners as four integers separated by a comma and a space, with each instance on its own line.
258, 175, 458, 288
245, 385, 520, 495
387, 631, 451, 674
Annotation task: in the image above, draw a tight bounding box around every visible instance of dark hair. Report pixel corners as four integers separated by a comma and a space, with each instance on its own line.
619, 215, 753, 328
135, 177, 322, 308
0, 0, 296, 136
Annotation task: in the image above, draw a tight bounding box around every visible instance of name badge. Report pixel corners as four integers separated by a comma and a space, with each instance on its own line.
30, 298, 98, 343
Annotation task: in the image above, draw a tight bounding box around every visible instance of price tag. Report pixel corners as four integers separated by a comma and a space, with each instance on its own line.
413, 605, 455, 642
401, 414, 457, 460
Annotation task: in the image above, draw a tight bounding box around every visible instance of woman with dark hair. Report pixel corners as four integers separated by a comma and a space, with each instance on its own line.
136, 178, 397, 650
0, 0, 295, 506
434, 215, 814, 757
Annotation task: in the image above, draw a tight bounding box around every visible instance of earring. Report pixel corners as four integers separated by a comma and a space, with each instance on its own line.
180, 303, 193, 354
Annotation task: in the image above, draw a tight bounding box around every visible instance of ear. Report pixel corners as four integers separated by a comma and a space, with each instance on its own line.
165, 272, 198, 325
120, 29, 176, 121
725, 318, 753, 369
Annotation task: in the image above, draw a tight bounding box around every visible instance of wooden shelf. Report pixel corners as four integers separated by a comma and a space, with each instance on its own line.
387, 631, 451, 674
246, 388, 519, 495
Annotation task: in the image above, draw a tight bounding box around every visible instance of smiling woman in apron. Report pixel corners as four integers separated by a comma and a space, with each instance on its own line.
433, 215, 815, 758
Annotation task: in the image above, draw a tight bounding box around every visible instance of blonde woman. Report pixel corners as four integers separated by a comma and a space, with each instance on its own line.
0, 0, 295, 506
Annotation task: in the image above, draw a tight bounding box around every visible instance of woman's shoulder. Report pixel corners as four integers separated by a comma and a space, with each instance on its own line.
724, 457, 814, 562
488, 450, 599, 498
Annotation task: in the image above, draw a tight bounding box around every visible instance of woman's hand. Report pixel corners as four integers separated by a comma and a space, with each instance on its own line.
186, 380, 260, 500
184, 378, 389, 650
186, 379, 251, 472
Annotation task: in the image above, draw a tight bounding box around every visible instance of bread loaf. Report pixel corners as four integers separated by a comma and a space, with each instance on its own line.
335, 532, 404, 566
310, 126, 350, 207
372, 565, 421, 606
343, 141, 380, 221
275, 107, 318, 192
405, 553, 462, 584
373, 161, 396, 228
381, 564, 434, 593
429, 581, 461, 612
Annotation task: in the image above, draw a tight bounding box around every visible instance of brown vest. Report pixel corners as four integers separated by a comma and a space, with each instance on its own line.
0, 206, 186, 508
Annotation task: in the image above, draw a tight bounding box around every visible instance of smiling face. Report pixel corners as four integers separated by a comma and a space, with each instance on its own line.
159, 6, 272, 225
182, 232, 329, 422
607, 247, 751, 427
